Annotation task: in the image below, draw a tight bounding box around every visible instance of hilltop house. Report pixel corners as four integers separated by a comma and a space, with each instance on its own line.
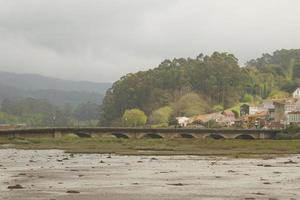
293, 88, 300, 98
240, 104, 266, 116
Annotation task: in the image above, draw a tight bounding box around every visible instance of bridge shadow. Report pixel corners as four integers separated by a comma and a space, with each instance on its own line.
180, 133, 195, 138
74, 132, 92, 138
142, 133, 163, 139
235, 134, 255, 140
206, 134, 225, 140
112, 133, 129, 139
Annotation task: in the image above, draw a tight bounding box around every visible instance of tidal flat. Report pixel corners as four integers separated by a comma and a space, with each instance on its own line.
1, 149, 300, 200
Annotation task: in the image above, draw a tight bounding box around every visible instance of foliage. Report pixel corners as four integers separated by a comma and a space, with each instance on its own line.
171, 92, 210, 117
0, 112, 18, 124
168, 111, 179, 127
267, 90, 290, 99
231, 109, 239, 118
205, 119, 222, 128
213, 104, 224, 112
100, 52, 242, 126
286, 124, 300, 133
0, 98, 101, 127
73, 102, 100, 121
100, 49, 300, 126
242, 94, 253, 103
246, 49, 300, 96
121, 109, 147, 127
149, 106, 173, 126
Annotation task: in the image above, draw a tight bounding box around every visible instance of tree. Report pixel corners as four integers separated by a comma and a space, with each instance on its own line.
242, 94, 253, 103
0, 112, 17, 124
171, 92, 210, 117
121, 109, 147, 127
100, 49, 300, 126
149, 106, 173, 126
73, 102, 100, 122
213, 104, 224, 112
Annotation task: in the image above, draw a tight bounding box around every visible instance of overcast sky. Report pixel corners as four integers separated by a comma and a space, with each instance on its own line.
0, 0, 300, 82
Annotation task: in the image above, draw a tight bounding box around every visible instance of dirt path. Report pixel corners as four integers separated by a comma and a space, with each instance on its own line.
1, 149, 300, 200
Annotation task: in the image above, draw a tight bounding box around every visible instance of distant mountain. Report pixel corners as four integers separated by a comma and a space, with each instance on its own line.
0, 71, 111, 93
0, 71, 111, 106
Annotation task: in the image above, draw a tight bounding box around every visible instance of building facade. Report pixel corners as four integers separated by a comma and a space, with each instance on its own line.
287, 111, 300, 125
293, 88, 300, 98
273, 99, 300, 124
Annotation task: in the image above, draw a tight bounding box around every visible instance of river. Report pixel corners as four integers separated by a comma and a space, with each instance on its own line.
1, 149, 300, 200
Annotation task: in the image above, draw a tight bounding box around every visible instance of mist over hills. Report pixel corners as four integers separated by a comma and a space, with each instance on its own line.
0, 71, 111, 93
0, 71, 111, 106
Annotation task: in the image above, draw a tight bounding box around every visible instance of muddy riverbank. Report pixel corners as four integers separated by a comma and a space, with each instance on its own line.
1, 149, 300, 200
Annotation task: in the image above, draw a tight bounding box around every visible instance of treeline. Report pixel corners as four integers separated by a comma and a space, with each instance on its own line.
0, 98, 100, 127
100, 49, 300, 127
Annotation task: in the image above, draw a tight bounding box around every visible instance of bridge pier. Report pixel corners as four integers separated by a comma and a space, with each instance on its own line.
53, 131, 62, 138
259, 132, 265, 139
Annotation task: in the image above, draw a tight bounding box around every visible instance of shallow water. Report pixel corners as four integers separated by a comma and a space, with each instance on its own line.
0, 149, 300, 200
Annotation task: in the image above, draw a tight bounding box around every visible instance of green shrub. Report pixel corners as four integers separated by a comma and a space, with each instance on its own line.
242, 94, 253, 103
122, 108, 147, 127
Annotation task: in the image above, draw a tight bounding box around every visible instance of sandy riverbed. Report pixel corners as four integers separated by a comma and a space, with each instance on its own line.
1, 149, 300, 200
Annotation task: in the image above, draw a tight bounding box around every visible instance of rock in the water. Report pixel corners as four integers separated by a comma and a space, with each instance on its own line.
66, 190, 80, 193
8, 184, 24, 189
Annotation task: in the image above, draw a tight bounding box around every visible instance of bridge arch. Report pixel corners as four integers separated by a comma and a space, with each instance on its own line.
206, 133, 225, 139
141, 133, 163, 139
74, 132, 92, 138
112, 133, 130, 139
235, 134, 255, 140
180, 133, 195, 138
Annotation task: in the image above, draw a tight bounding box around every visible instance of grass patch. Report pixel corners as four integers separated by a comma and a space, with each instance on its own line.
1, 137, 300, 158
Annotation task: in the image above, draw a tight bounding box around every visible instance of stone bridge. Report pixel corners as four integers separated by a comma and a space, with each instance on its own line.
0, 127, 282, 139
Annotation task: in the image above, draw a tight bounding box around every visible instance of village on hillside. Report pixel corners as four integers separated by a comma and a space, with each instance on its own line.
176, 88, 300, 129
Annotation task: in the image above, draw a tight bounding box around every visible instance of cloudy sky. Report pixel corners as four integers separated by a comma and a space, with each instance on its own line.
0, 0, 300, 82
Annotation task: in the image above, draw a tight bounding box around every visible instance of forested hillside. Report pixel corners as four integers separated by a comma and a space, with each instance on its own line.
100, 49, 300, 126
0, 98, 100, 127
0, 72, 111, 106
0, 72, 110, 127
246, 49, 300, 94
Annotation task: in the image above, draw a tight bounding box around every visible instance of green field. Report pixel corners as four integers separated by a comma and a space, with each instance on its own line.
1, 135, 300, 158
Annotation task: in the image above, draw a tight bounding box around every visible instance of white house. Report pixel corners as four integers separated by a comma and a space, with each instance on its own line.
293, 88, 300, 98
176, 117, 192, 127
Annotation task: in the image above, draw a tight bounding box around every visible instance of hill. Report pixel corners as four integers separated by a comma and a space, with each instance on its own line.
0, 71, 111, 106
99, 49, 300, 126
0, 71, 111, 93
